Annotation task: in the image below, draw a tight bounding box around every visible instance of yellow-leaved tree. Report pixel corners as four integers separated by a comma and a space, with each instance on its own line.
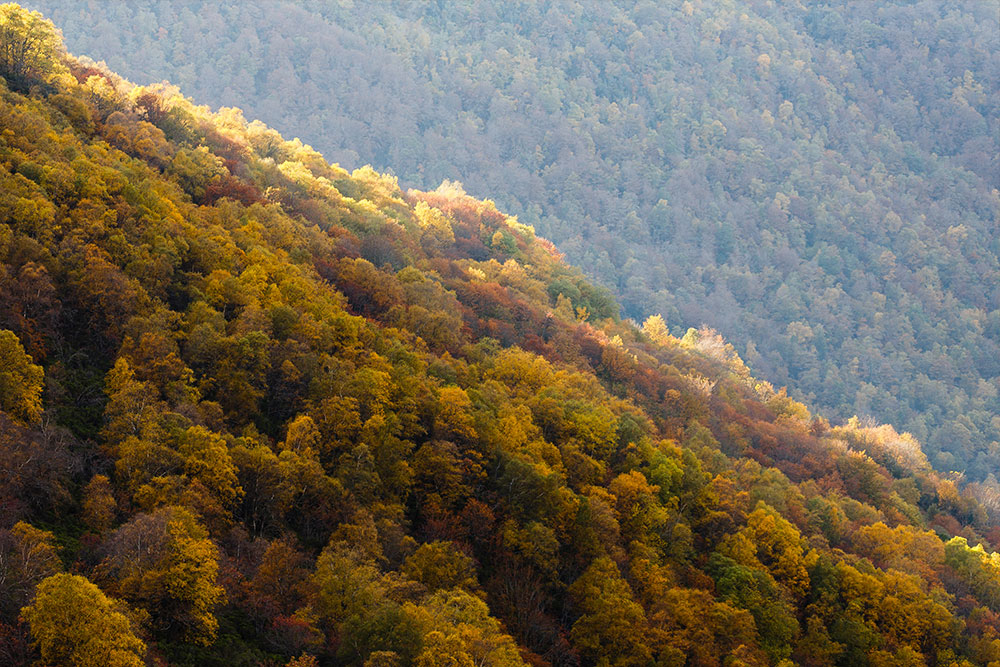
21, 572, 146, 667
99, 506, 225, 645
0, 329, 43, 424
410, 589, 526, 667
642, 314, 671, 345
568, 556, 653, 666
0, 3, 67, 91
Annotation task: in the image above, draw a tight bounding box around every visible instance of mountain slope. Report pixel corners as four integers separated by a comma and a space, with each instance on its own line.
25, 0, 1000, 480
0, 6, 999, 666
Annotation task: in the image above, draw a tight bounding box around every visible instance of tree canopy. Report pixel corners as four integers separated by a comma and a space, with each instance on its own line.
0, 5, 997, 666
21, 573, 146, 667
28, 0, 1000, 479
0, 3, 64, 90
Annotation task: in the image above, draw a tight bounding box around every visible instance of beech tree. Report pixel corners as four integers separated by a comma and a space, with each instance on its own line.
0, 329, 43, 424
21, 573, 146, 667
402, 541, 477, 593
410, 589, 526, 667
100, 507, 225, 645
568, 556, 652, 666
177, 425, 243, 510
0, 521, 61, 619
0, 3, 65, 90
81, 474, 116, 534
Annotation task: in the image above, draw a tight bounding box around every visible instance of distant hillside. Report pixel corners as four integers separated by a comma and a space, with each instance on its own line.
26, 0, 1000, 481
1, 4, 1000, 666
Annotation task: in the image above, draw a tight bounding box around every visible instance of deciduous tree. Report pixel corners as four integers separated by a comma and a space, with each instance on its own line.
0, 3, 66, 90
21, 573, 145, 667
0, 329, 43, 424
100, 506, 225, 645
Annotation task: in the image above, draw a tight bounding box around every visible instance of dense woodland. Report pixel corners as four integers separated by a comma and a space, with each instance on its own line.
2, 4, 1000, 667
25, 0, 1000, 481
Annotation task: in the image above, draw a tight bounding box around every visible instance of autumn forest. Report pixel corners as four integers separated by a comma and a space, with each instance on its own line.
0, 3, 999, 667
29, 0, 1000, 481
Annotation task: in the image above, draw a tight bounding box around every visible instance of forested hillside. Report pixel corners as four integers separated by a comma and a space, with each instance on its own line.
2, 4, 1000, 666
25, 0, 1000, 480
